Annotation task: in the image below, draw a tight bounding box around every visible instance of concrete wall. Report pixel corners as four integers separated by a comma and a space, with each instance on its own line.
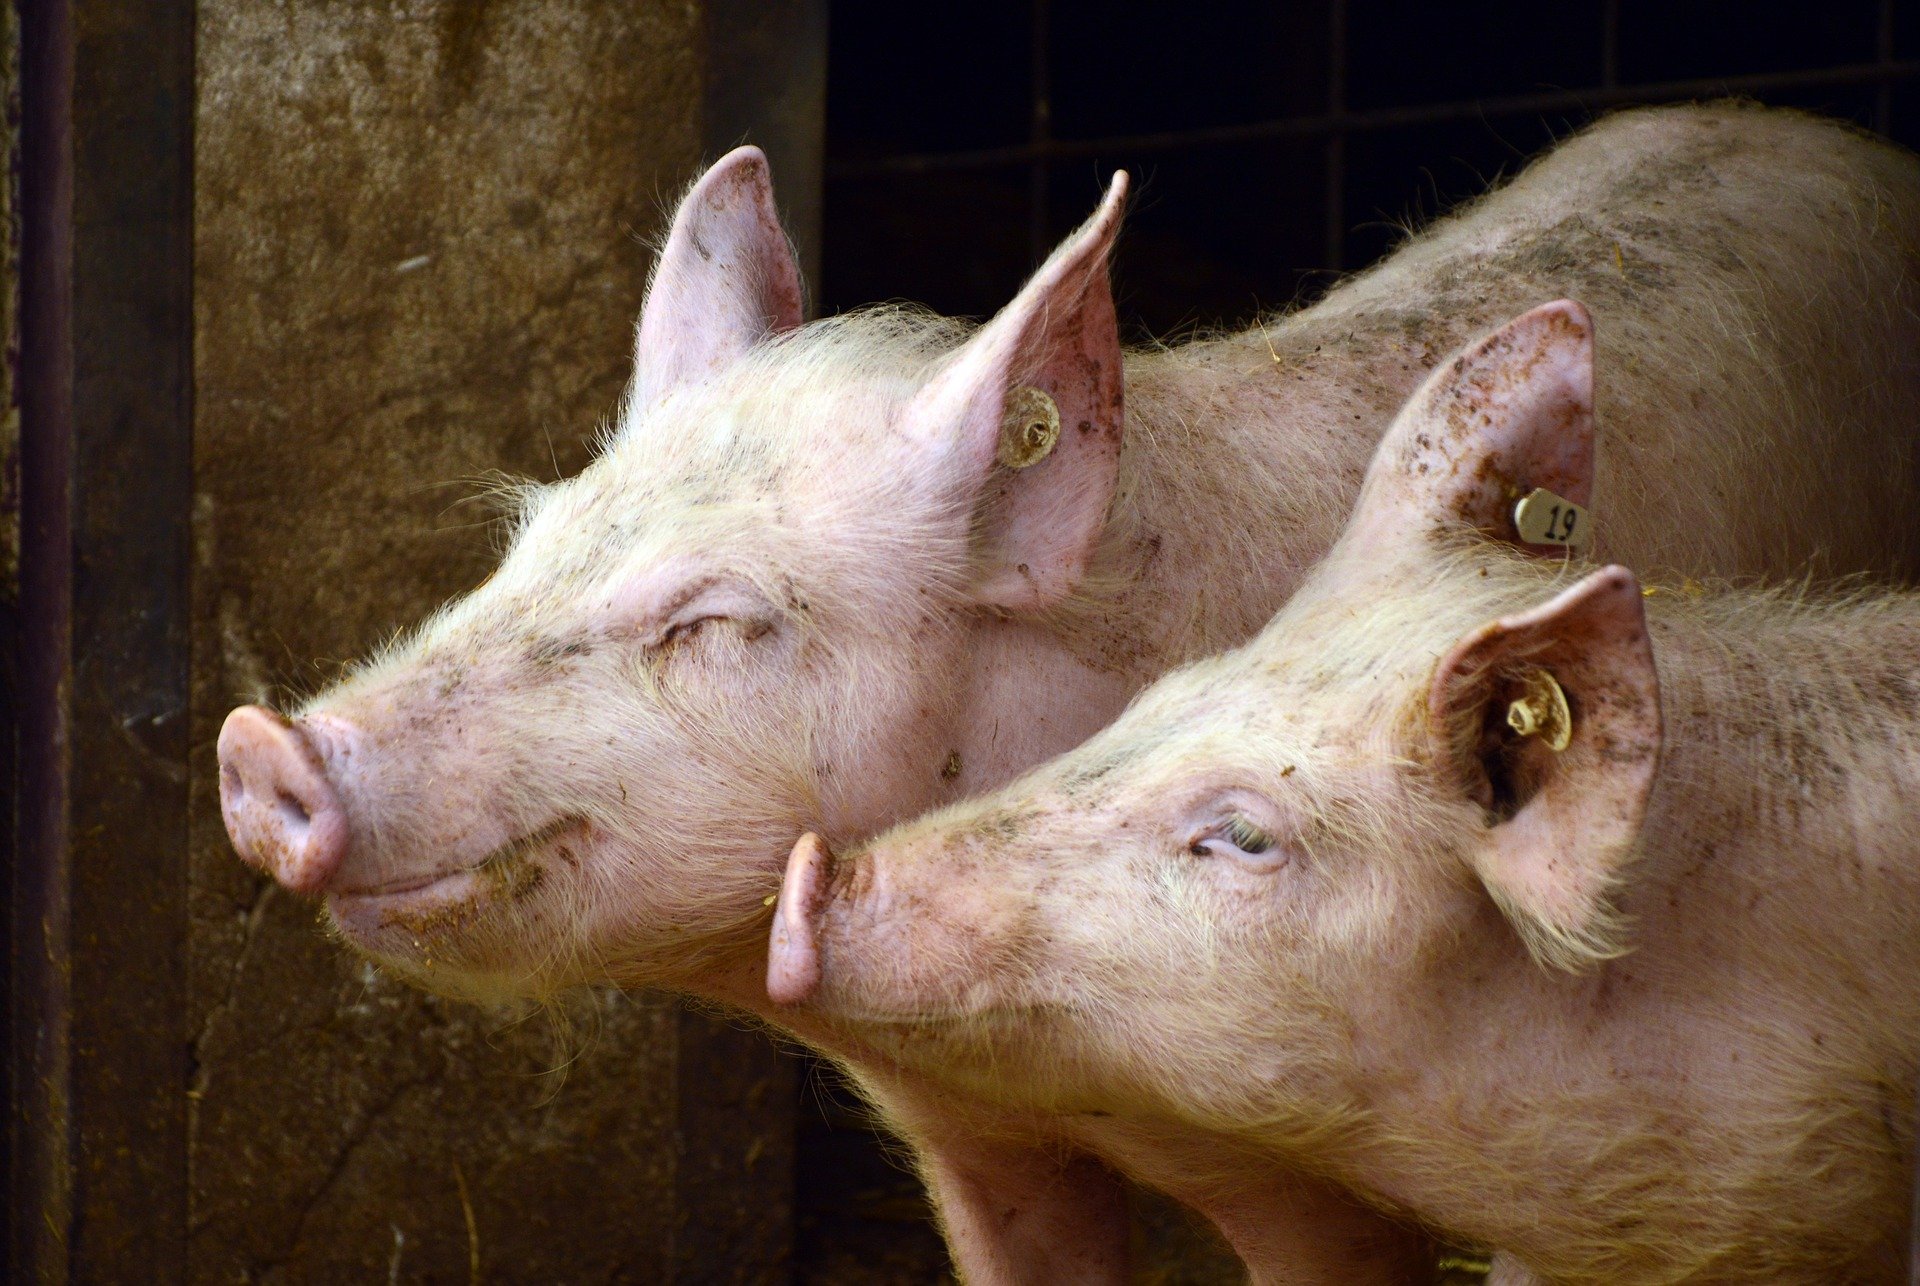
190, 4, 816, 1279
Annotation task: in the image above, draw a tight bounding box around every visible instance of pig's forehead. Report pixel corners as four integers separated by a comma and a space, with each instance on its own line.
1124, 645, 1344, 736
495, 409, 914, 588
503, 373, 937, 566
1066, 626, 1436, 789
1064, 682, 1320, 791
613, 311, 960, 477
507, 450, 780, 565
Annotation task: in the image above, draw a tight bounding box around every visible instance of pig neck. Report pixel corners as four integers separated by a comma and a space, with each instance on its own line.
943, 305, 1450, 800
680, 949, 1022, 1096
1341, 600, 1920, 1259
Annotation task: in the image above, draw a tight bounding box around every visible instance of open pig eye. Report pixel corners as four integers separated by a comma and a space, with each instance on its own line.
1188, 816, 1277, 862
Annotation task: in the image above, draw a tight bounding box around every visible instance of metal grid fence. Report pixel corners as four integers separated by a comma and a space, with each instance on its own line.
827, 0, 1920, 283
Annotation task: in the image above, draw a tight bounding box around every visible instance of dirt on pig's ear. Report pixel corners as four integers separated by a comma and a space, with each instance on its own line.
1338, 299, 1596, 568
1425, 565, 1661, 971
630, 146, 805, 406
902, 173, 1130, 612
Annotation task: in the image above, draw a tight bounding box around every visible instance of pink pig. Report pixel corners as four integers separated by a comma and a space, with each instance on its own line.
772, 299, 1920, 1282
221, 104, 1920, 1281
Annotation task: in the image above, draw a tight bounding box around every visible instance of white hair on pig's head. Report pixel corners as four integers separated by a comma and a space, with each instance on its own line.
243, 147, 1137, 1003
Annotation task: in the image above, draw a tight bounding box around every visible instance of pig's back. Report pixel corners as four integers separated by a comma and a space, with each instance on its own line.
1640, 586, 1920, 964
1326, 102, 1920, 585
1604, 589, 1920, 1142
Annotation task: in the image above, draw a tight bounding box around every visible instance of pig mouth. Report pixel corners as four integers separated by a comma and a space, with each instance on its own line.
809, 963, 1053, 1029
326, 815, 586, 927
815, 1000, 1061, 1074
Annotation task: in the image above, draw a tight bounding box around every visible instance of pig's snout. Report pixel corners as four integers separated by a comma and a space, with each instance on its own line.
768, 832, 833, 1005
218, 705, 350, 896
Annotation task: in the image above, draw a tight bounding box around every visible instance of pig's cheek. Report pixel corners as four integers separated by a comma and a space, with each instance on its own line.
1186, 856, 1319, 952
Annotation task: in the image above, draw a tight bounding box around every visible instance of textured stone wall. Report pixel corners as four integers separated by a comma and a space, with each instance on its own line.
190, 4, 746, 1280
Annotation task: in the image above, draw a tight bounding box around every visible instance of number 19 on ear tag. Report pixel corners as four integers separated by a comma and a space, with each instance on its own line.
1512, 487, 1592, 549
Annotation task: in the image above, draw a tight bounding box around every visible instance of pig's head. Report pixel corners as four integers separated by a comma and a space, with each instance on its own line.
217, 147, 1133, 1001
771, 301, 1665, 1127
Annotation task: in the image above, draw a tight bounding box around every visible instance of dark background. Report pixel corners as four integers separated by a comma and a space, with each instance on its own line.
800, 1, 1920, 1279
825, 0, 1920, 336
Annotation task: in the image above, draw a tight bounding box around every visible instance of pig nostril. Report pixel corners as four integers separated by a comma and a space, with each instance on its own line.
275, 790, 312, 830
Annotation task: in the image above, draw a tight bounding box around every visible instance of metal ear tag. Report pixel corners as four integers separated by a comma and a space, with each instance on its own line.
1506, 668, 1573, 752
1512, 487, 1591, 549
998, 386, 1061, 469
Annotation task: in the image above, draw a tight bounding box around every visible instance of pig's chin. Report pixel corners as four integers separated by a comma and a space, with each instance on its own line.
825, 1000, 1080, 1097
322, 816, 590, 991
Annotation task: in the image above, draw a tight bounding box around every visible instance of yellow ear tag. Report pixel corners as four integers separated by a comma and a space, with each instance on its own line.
1506, 668, 1573, 752
1512, 487, 1591, 549
998, 386, 1061, 469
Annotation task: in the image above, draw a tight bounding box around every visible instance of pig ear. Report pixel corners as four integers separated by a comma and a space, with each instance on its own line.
903, 174, 1129, 611
1426, 565, 1661, 972
1340, 300, 1595, 566
632, 146, 804, 405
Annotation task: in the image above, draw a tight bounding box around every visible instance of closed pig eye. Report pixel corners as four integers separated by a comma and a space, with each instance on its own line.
659, 616, 718, 646
658, 610, 776, 651
646, 579, 779, 650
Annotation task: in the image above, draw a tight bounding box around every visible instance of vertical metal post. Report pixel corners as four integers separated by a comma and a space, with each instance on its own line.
13, 0, 194, 1281
0, 3, 21, 1279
